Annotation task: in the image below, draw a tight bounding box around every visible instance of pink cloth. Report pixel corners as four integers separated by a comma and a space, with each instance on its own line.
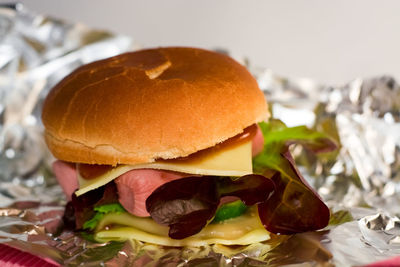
363, 256, 400, 267
0, 244, 58, 267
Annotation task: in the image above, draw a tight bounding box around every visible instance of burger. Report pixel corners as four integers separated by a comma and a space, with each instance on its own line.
42, 47, 334, 247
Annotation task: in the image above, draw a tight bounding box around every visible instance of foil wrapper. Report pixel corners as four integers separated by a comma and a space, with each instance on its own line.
0, 3, 132, 204
1, 4, 400, 266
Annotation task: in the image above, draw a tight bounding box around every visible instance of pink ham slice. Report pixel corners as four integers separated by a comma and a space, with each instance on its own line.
115, 169, 187, 217
52, 160, 78, 201
252, 124, 264, 157
52, 125, 265, 216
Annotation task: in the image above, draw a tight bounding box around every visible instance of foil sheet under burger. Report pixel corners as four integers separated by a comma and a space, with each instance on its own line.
1, 4, 400, 266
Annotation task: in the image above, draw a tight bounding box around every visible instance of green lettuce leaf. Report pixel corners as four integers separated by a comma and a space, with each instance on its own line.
253, 120, 336, 174
212, 200, 248, 223
254, 120, 337, 234
83, 203, 126, 230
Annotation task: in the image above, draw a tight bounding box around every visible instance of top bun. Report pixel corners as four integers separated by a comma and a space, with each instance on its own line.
42, 47, 269, 165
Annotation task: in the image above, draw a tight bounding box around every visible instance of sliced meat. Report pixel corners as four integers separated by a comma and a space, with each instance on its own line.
53, 124, 264, 214
52, 160, 78, 201
115, 169, 187, 217
252, 124, 264, 157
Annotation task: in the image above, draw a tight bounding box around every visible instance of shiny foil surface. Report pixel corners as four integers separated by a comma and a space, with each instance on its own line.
1, 4, 400, 267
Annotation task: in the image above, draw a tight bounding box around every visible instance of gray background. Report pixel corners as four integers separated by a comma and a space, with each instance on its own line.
20, 0, 400, 84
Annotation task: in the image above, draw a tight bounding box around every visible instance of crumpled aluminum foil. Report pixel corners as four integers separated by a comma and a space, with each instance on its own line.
0, 3, 132, 205
255, 69, 400, 266
1, 4, 400, 267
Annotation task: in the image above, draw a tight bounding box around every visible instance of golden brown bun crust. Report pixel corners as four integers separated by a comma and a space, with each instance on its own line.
42, 47, 269, 165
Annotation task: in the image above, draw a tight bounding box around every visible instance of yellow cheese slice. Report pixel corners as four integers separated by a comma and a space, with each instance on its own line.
75, 140, 252, 196
94, 207, 270, 246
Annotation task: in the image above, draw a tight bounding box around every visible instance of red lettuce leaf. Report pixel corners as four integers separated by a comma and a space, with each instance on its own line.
146, 175, 274, 239
146, 176, 219, 239
62, 201, 76, 230
169, 210, 216, 239
218, 174, 275, 205
253, 120, 337, 234
67, 182, 118, 229
95, 182, 119, 206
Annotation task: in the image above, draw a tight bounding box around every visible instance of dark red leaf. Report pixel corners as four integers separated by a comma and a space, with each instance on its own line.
146, 176, 219, 239
62, 201, 76, 230
95, 182, 119, 207
218, 174, 275, 205
253, 121, 336, 234
169, 210, 215, 239
258, 150, 330, 234
146, 175, 274, 239
68, 182, 118, 229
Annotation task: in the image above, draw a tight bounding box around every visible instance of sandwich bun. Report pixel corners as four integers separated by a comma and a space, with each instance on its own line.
42, 47, 269, 165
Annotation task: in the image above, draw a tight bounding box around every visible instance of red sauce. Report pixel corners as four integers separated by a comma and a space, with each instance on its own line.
225, 124, 258, 146
77, 124, 258, 179
77, 163, 113, 180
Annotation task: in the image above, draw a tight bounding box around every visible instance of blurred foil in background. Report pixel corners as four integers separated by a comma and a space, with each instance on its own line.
255, 68, 400, 265
1, 4, 400, 267
257, 70, 400, 213
0, 3, 132, 206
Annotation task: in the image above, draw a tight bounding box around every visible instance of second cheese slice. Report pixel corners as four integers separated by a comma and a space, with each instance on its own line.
94, 207, 270, 246
76, 140, 253, 196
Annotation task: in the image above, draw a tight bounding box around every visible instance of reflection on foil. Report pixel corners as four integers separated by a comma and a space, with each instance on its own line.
256, 69, 400, 266
1, 4, 400, 267
359, 213, 400, 251
0, 4, 132, 193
